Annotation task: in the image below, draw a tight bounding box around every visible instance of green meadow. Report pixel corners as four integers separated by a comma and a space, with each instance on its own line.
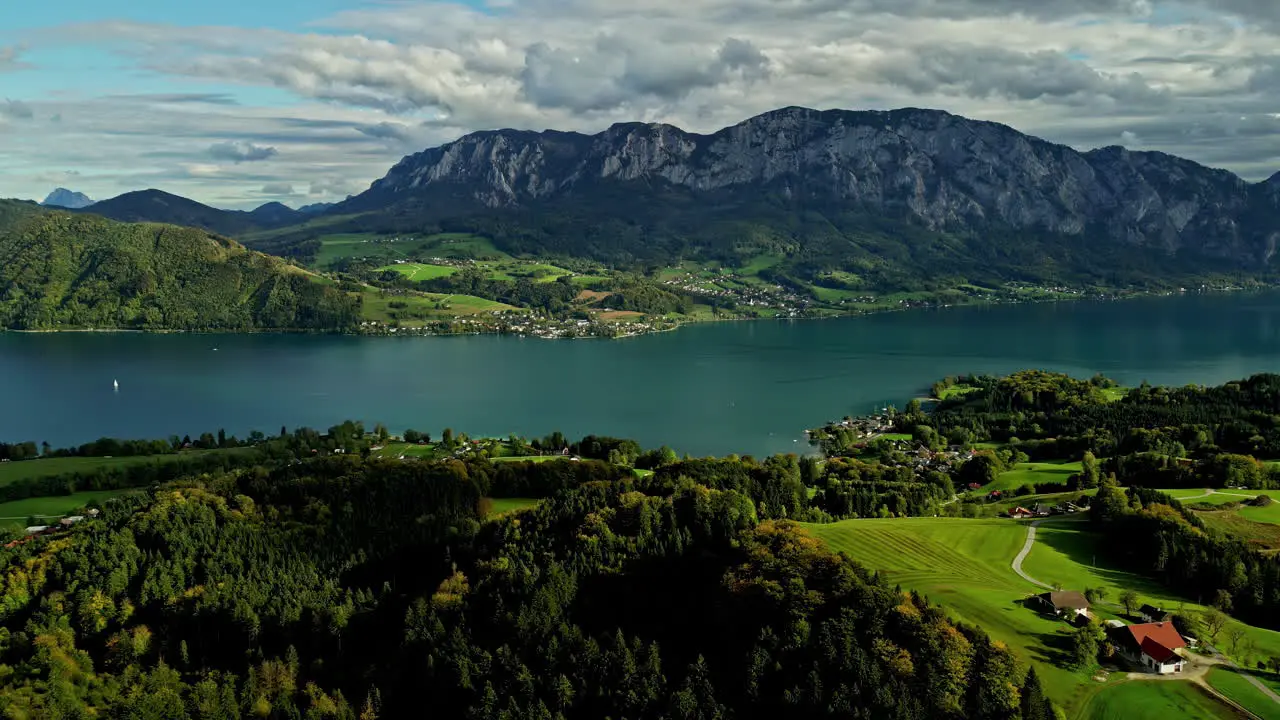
376, 263, 458, 281
986, 460, 1084, 492
313, 232, 510, 269
359, 288, 520, 326
1083, 681, 1243, 720
804, 516, 1279, 718
802, 518, 1113, 713
0, 490, 138, 527
1205, 668, 1280, 720
1024, 522, 1280, 663
0, 449, 245, 486
487, 498, 541, 516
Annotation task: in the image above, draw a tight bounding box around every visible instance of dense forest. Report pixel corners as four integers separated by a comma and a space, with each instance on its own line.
909, 370, 1280, 489
0, 443, 1056, 719
0, 201, 360, 331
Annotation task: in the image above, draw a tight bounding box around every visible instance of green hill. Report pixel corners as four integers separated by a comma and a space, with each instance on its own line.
0, 200, 360, 331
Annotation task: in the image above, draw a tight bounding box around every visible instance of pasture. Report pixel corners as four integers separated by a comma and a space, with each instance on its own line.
804, 516, 1277, 717
0, 490, 136, 527
313, 232, 509, 269
1082, 681, 1243, 720
369, 442, 440, 460
360, 289, 519, 326
1025, 522, 1280, 664
987, 460, 1083, 493
487, 498, 541, 516
0, 449, 241, 486
0, 455, 154, 485
803, 518, 1110, 712
376, 263, 458, 281
1205, 668, 1280, 720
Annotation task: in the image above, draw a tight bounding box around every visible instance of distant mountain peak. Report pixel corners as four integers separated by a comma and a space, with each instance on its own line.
41, 188, 94, 209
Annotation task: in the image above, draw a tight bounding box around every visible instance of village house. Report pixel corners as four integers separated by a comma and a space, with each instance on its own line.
1009, 506, 1034, 519
1111, 622, 1187, 674
1034, 590, 1092, 619
1137, 604, 1171, 623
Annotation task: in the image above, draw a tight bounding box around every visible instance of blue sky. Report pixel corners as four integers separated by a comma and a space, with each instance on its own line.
1, 0, 1278, 208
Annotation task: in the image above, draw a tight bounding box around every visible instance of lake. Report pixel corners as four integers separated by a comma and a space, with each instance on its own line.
4, 291, 1280, 457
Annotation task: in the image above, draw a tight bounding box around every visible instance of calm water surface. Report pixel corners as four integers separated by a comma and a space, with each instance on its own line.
4, 291, 1280, 456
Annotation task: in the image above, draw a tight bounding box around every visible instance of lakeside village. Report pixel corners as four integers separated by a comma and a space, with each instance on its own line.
357, 309, 679, 339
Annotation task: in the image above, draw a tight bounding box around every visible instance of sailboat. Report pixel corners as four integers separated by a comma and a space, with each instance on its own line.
113, 379, 119, 391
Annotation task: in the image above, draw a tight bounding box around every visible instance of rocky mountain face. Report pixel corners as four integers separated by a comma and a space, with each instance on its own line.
345, 107, 1279, 267
41, 188, 93, 209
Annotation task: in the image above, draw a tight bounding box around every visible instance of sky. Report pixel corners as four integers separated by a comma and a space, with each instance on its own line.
2, 0, 1280, 209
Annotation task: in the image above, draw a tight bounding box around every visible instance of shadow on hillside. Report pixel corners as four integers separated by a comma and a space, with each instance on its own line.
1026, 626, 1075, 668
1033, 524, 1182, 600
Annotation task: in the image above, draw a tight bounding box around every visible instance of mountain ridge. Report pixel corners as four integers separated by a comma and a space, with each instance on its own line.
84, 189, 306, 236
0, 200, 360, 331
329, 106, 1276, 271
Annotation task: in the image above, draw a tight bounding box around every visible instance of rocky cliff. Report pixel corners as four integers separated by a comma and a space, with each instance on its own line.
345, 107, 1278, 267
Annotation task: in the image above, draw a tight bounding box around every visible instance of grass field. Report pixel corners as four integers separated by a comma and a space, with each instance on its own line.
1082, 680, 1243, 720
0, 455, 156, 485
313, 232, 510, 269
937, 384, 980, 401
359, 288, 520, 326
376, 263, 458, 281
803, 518, 1113, 712
487, 498, 540, 516
0, 490, 136, 527
0, 449, 243, 486
987, 460, 1084, 493
1025, 522, 1280, 665
1206, 668, 1280, 720
1196, 511, 1280, 551
369, 442, 441, 460
804, 516, 1274, 717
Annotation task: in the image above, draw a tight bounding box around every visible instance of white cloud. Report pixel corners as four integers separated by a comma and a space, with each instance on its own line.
3, 0, 1280, 207
208, 140, 278, 163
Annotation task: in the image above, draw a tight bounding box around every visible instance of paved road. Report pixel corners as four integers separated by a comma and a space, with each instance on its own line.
1011, 519, 1054, 589
1176, 488, 1260, 501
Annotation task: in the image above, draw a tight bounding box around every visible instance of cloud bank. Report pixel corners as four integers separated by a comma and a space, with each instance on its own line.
1, 0, 1279, 207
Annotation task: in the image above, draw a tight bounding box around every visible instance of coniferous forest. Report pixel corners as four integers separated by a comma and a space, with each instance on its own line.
0, 443, 1048, 719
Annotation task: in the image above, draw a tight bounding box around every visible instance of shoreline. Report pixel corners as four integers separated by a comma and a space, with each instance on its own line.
3, 282, 1271, 340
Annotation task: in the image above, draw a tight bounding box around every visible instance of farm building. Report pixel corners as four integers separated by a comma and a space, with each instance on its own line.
1035, 590, 1091, 619
1009, 507, 1034, 519
1110, 622, 1187, 674
1137, 604, 1170, 622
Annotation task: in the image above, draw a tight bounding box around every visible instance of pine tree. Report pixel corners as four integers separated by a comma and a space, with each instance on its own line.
1020, 666, 1050, 720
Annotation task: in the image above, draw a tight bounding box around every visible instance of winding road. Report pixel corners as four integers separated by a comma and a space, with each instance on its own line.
1011, 519, 1054, 589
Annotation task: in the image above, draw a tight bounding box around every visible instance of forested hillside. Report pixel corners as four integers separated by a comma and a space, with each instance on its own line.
0, 450, 1050, 719
0, 200, 360, 331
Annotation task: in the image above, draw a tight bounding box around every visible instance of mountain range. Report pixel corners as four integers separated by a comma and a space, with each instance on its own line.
24, 106, 1280, 304
65, 190, 337, 237
323, 107, 1279, 278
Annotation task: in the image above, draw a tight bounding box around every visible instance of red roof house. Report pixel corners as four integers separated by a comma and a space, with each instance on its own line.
1113, 622, 1186, 674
